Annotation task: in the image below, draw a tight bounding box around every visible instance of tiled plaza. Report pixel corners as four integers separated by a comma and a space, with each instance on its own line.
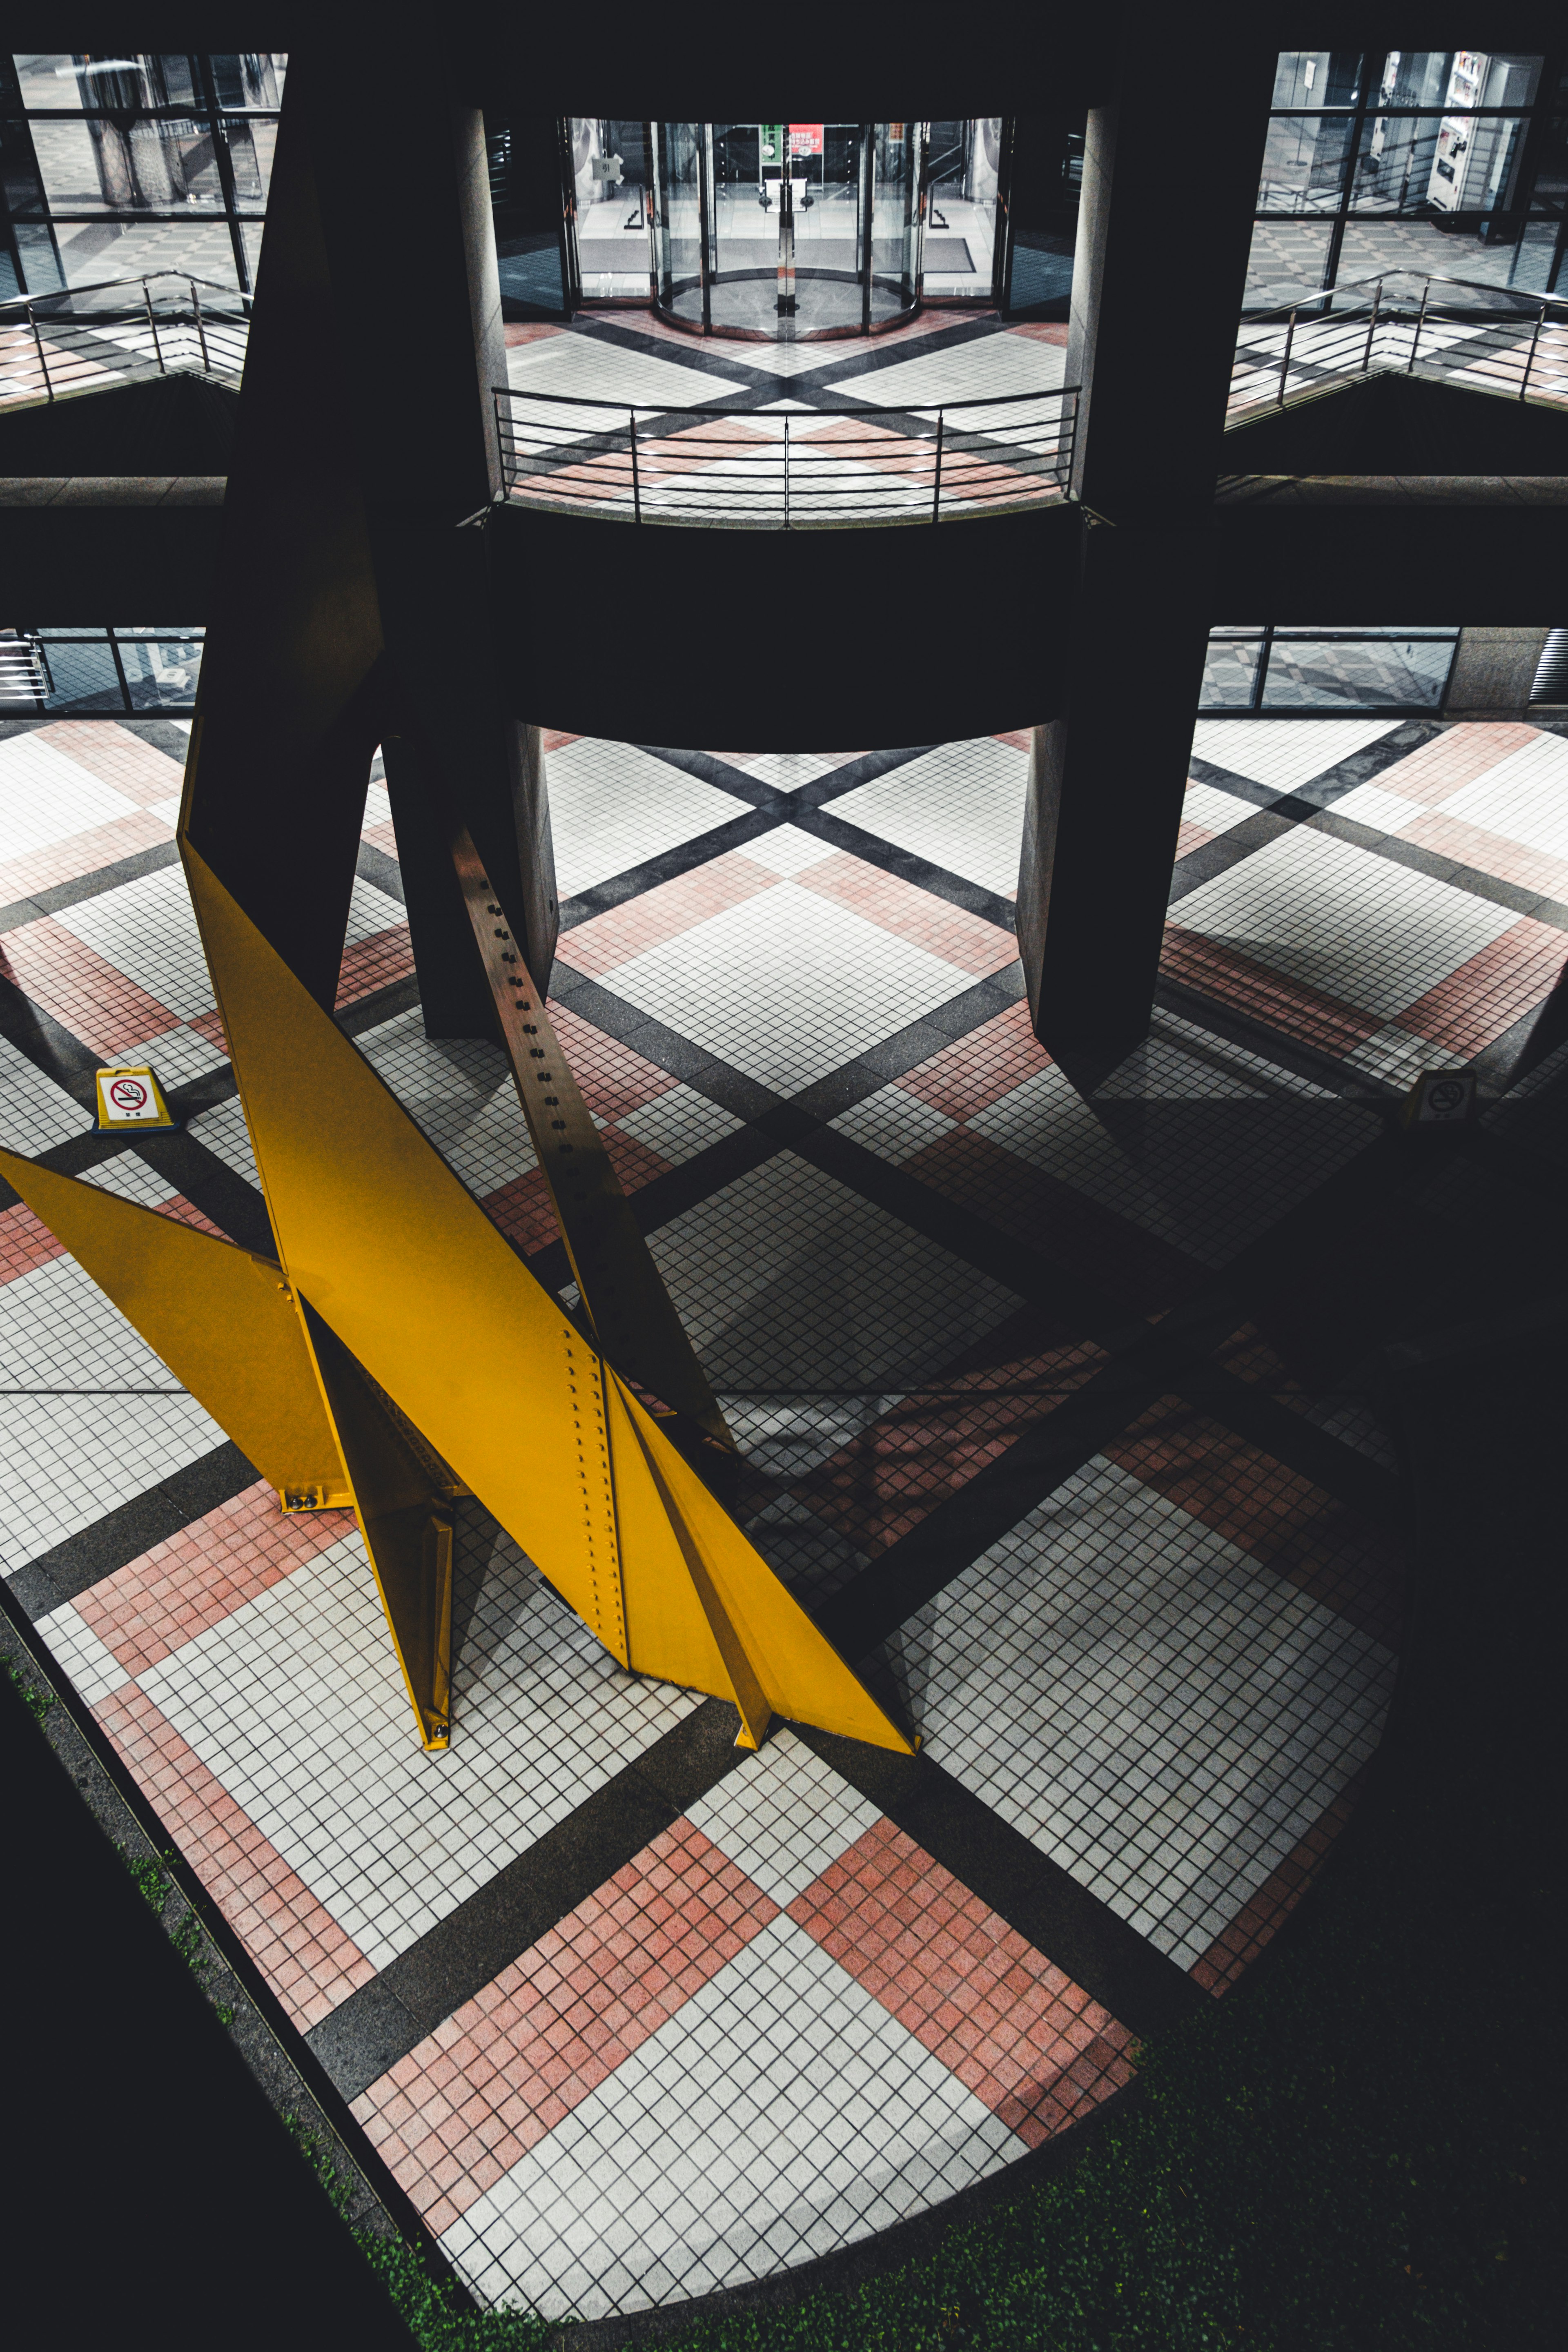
3, 702, 1566, 2319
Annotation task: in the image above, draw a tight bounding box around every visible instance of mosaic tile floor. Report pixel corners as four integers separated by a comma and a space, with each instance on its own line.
3, 706, 1566, 2321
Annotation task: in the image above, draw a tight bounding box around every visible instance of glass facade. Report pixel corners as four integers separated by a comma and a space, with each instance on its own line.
0, 53, 285, 298
1249, 49, 1567, 305
0, 626, 203, 714
1201, 625, 1459, 714
490, 117, 1013, 337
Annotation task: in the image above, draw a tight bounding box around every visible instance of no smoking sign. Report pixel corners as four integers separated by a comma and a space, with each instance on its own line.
95, 1065, 176, 1129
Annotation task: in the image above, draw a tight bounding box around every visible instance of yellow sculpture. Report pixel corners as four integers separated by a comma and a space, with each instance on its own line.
2, 822, 912, 1761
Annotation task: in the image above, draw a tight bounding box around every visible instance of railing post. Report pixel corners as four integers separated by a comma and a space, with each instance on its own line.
783, 411, 790, 530
1359, 278, 1383, 374
189, 276, 211, 373
27, 302, 52, 401
143, 277, 165, 373
629, 408, 641, 522
1407, 280, 1430, 372
1520, 301, 1545, 401
1277, 308, 1296, 406
492, 388, 508, 496
932, 410, 944, 522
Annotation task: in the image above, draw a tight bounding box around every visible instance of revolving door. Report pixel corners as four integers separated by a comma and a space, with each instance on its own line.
652, 122, 925, 338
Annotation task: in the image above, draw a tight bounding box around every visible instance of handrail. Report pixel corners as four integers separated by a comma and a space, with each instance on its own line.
491, 380, 1078, 529
0, 267, 246, 316
1231, 265, 1568, 421
0, 270, 249, 404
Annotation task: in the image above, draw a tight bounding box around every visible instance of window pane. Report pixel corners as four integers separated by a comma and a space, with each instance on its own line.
1245, 218, 1332, 303
1271, 52, 1364, 108
1335, 217, 1538, 290
1261, 638, 1454, 709
208, 53, 286, 108
222, 114, 278, 206
1352, 111, 1528, 216
117, 633, 203, 710
52, 215, 240, 286
1258, 114, 1354, 214
31, 116, 222, 214
1200, 642, 1261, 708
35, 636, 124, 713
9, 55, 81, 107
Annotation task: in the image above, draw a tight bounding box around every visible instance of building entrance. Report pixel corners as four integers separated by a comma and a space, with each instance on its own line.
651, 122, 925, 339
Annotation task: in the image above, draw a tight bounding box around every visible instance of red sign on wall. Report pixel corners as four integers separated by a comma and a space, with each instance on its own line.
788, 124, 824, 156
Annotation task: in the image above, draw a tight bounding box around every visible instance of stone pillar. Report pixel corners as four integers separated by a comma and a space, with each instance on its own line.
1018, 42, 1276, 1074
300, 65, 558, 1035
1443, 627, 1555, 719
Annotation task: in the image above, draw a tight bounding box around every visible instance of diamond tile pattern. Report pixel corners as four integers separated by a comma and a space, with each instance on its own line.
4, 693, 1559, 2324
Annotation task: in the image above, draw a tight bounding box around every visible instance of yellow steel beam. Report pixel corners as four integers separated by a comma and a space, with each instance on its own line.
181, 837, 913, 1753
0, 1147, 350, 1509
452, 825, 733, 1458
296, 1299, 455, 1750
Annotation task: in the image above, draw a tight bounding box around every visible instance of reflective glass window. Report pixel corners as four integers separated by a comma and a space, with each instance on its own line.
1258, 115, 1355, 214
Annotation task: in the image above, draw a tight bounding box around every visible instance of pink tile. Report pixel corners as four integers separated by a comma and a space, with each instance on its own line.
1190, 1769, 1368, 1994
796, 854, 1018, 976
0, 1200, 66, 1285
899, 998, 1049, 1121
0, 805, 173, 906
75, 1480, 357, 1675
1393, 914, 1566, 1056
36, 720, 186, 808
789, 1819, 1135, 2148
334, 925, 414, 1009
1363, 722, 1540, 809
562, 851, 779, 977
96, 1681, 373, 2027
1396, 811, 1568, 902
1160, 926, 1382, 1059
352, 1819, 777, 2227
0, 914, 181, 1056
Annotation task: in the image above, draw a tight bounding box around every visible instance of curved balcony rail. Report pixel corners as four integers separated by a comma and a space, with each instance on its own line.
1231, 268, 1568, 422
0, 272, 249, 407
493, 385, 1078, 528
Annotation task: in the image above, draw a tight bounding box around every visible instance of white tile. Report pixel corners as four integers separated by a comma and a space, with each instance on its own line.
1441, 729, 1568, 860
887, 1455, 1394, 1967
969, 1043, 1379, 1265
51, 863, 212, 1017
684, 1726, 880, 1902
610, 1084, 744, 1165
353, 1011, 535, 1197
34, 1600, 130, 1705
1169, 825, 1518, 1017
647, 1150, 1018, 1391
828, 1086, 958, 1164
0, 731, 134, 859
1325, 780, 1428, 834
1182, 780, 1262, 837
140, 1506, 698, 1970
184, 1094, 261, 1187
148, 791, 184, 829
0, 1032, 91, 1155
117, 1022, 229, 1090
1189, 717, 1402, 795
604, 883, 971, 1094
547, 740, 746, 900
850, 332, 1067, 409
506, 333, 749, 409
829, 739, 1028, 898
726, 751, 841, 793
0, 1253, 221, 1570
442, 1913, 1017, 2318
737, 825, 838, 878
78, 1152, 178, 1209
1343, 1024, 1468, 1087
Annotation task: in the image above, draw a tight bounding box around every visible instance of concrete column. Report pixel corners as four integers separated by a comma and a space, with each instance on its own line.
300, 65, 558, 1035
1443, 627, 1554, 719
1019, 42, 1276, 1072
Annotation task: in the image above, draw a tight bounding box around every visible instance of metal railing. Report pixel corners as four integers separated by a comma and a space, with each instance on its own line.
1232, 268, 1568, 421
493, 383, 1078, 526
0, 271, 249, 405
